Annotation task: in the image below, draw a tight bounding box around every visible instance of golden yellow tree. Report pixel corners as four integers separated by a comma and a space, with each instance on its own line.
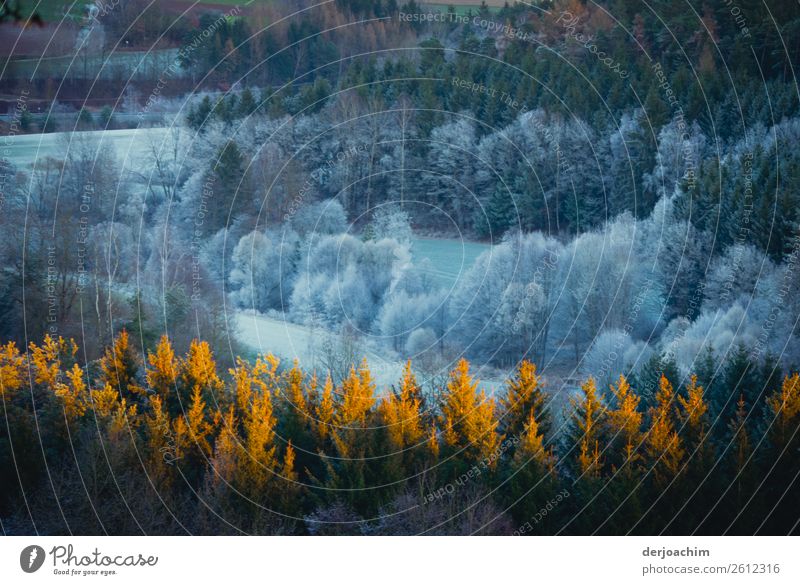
146, 335, 178, 401
766, 373, 800, 450
677, 374, 714, 475
230, 357, 255, 418
282, 442, 298, 483
314, 374, 336, 443
229, 353, 279, 418
439, 358, 501, 466
324, 361, 379, 507
281, 360, 312, 446
237, 381, 278, 499
144, 394, 177, 484
379, 361, 424, 451
358, 358, 377, 400
174, 382, 215, 484
426, 424, 440, 460
378, 362, 425, 479
501, 360, 548, 440
277, 441, 302, 516
606, 375, 642, 470
603, 376, 646, 532
29, 335, 76, 388
678, 375, 708, 434
0, 341, 24, 398
180, 339, 224, 410
99, 330, 143, 399
108, 398, 138, 443
209, 407, 239, 488
513, 411, 555, 471
57, 363, 89, 422
89, 382, 138, 441
90, 383, 121, 419
202, 406, 240, 525
253, 353, 281, 393
337, 360, 376, 428
567, 377, 605, 478
644, 375, 685, 487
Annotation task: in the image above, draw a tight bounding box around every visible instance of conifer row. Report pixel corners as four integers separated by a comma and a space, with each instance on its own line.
1, 333, 798, 534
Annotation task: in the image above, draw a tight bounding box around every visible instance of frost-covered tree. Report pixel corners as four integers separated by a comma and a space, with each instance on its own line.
370, 205, 413, 244
376, 289, 445, 352
643, 118, 707, 201
423, 117, 479, 228
404, 327, 438, 359
229, 228, 299, 312
290, 198, 348, 238
289, 234, 411, 329
703, 243, 774, 308
582, 329, 651, 394
448, 231, 563, 365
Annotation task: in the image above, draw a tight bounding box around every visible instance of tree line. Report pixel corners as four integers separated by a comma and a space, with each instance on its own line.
1, 332, 799, 534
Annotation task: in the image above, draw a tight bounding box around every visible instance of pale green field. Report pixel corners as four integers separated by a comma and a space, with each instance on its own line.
411, 237, 490, 287
3, 127, 174, 169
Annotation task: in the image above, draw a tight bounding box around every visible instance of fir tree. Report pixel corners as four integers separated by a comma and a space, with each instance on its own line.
439, 358, 501, 467
566, 377, 605, 478
675, 374, 716, 532
501, 360, 549, 444
644, 375, 685, 489
146, 335, 178, 403
723, 395, 759, 533
314, 375, 336, 444
174, 383, 215, 485
57, 363, 88, 422
508, 410, 559, 532
606, 375, 642, 471
179, 339, 224, 412
380, 361, 424, 451
99, 330, 142, 401
378, 361, 425, 480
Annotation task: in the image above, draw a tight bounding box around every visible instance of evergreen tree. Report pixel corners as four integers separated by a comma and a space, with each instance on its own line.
99, 330, 143, 401
500, 360, 549, 444
174, 382, 214, 486
439, 358, 501, 467
565, 377, 605, 478
675, 374, 716, 532
179, 340, 224, 414
237, 88, 258, 117
723, 395, 760, 533
378, 361, 425, 481
508, 410, 559, 533
187, 95, 213, 131
717, 345, 760, 423
314, 375, 336, 445
606, 375, 642, 471
146, 335, 178, 403
644, 375, 685, 490
202, 140, 248, 235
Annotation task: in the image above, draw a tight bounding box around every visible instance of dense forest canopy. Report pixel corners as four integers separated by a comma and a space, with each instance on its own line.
1, 335, 799, 534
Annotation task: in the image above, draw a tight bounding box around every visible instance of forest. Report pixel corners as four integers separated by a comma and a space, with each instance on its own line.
1, 333, 798, 534
1, 0, 800, 534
